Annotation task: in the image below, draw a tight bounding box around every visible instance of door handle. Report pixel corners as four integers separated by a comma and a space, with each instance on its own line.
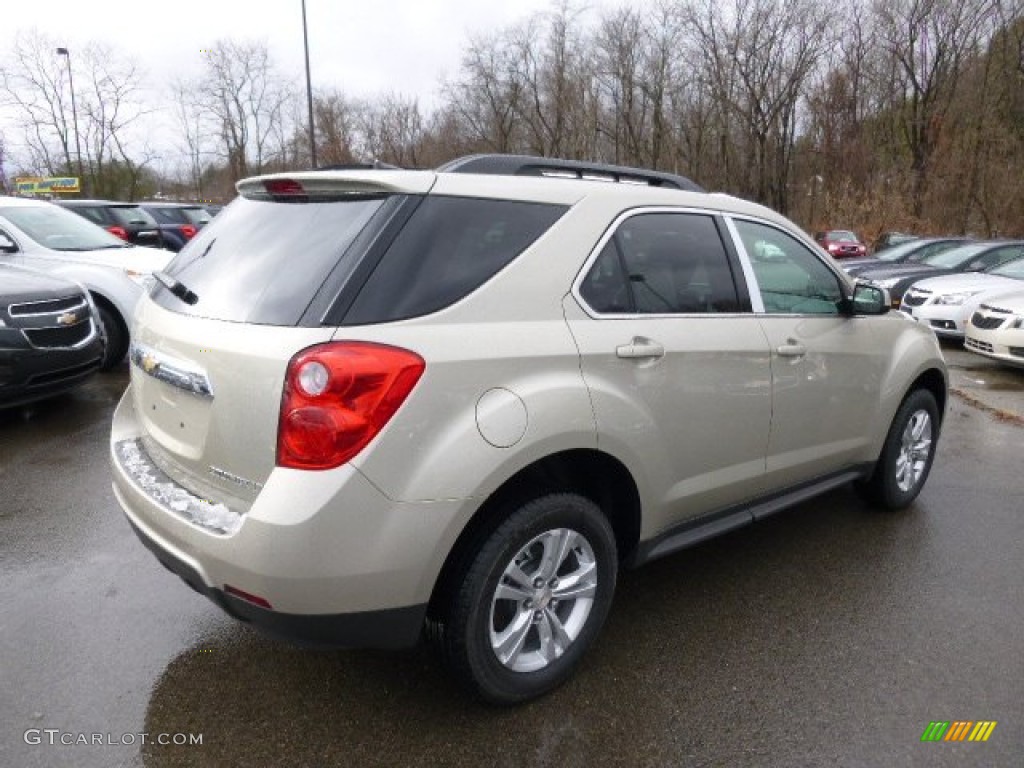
776, 341, 807, 357
616, 337, 665, 360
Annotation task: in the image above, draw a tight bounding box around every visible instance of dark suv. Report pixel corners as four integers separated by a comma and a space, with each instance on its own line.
58, 200, 165, 250
1, 265, 104, 408
139, 203, 213, 252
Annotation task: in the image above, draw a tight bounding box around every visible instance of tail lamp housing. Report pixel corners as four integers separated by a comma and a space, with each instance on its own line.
277, 342, 425, 470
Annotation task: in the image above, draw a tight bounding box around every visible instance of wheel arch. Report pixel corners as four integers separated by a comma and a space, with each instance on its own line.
426, 448, 642, 618
908, 367, 947, 428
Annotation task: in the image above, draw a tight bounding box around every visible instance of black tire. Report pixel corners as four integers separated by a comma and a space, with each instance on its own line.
859, 389, 940, 510
437, 493, 617, 705
95, 302, 128, 370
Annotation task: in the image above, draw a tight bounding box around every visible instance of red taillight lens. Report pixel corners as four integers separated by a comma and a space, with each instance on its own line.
107, 225, 129, 240
180, 224, 198, 239
277, 342, 425, 470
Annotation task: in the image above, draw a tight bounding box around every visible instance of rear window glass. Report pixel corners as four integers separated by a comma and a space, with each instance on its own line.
343, 196, 566, 324
154, 196, 387, 325
110, 207, 159, 227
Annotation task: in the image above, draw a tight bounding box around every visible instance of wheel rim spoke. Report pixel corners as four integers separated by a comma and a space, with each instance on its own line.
493, 610, 533, 666
551, 560, 597, 600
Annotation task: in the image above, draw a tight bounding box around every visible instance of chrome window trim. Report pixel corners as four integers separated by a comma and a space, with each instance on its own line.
722, 212, 853, 318
721, 216, 765, 313
129, 342, 215, 399
569, 205, 752, 320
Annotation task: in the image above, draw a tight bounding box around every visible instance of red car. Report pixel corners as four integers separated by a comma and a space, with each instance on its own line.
815, 230, 867, 259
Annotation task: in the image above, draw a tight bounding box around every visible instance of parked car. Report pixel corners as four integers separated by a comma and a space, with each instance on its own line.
860, 241, 1024, 308
111, 154, 947, 704
814, 229, 867, 259
964, 290, 1024, 368
58, 200, 166, 250
1, 264, 105, 408
900, 250, 1024, 338
841, 237, 971, 276
872, 232, 919, 253
139, 202, 214, 252
0, 197, 171, 369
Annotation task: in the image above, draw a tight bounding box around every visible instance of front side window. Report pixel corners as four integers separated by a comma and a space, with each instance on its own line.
579, 212, 741, 315
734, 219, 844, 315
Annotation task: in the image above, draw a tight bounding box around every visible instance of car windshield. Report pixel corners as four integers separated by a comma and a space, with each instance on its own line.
877, 239, 936, 262
922, 243, 988, 268
0, 204, 127, 251
988, 256, 1024, 279
827, 231, 858, 242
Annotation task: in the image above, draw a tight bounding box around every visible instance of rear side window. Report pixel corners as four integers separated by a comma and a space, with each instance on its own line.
155, 196, 388, 325
343, 197, 567, 324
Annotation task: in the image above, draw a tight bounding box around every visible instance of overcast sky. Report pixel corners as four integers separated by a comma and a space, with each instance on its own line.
1, 0, 623, 171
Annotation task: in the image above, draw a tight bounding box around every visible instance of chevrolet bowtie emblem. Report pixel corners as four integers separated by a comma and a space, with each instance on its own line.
57, 311, 78, 326
141, 353, 160, 374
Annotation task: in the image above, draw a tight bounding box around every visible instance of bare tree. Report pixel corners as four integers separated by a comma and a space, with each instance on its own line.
871, 0, 996, 217
195, 39, 294, 181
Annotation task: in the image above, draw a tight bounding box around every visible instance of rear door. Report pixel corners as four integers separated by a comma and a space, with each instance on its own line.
565, 209, 772, 536
728, 216, 885, 488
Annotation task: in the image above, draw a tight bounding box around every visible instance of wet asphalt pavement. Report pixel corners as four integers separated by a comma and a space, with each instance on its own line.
1, 347, 1022, 768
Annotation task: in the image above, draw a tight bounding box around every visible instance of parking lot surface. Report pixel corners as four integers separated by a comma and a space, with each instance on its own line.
2, 346, 1022, 767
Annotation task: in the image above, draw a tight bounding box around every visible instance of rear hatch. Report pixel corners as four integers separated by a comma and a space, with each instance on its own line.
126, 171, 436, 511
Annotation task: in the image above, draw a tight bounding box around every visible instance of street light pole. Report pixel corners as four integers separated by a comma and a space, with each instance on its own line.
56, 47, 85, 195
301, 0, 317, 168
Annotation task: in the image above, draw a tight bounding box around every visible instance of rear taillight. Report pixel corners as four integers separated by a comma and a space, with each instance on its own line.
277, 342, 425, 470
107, 226, 129, 240
180, 224, 198, 239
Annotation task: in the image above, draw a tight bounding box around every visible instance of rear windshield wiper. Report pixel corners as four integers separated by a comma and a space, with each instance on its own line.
153, 271, 199, 305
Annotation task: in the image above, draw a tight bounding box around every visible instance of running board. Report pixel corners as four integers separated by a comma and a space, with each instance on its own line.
633, 468, 868, 566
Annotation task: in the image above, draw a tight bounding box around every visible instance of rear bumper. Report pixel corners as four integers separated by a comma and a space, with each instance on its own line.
110, 386, 470, 649
126, 514, 426, 648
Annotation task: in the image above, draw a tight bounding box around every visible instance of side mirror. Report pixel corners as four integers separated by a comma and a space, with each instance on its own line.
0, 233, 18, 254
850, 283, 890, 315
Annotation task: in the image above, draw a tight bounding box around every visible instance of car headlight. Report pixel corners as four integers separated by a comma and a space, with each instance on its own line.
935, 291, 981, 306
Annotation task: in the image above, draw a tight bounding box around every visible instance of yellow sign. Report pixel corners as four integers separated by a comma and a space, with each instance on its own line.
14, 176, 81, 195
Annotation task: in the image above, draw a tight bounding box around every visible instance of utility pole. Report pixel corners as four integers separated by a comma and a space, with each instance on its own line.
56, 47, 85, 195
302, 0, 317, 168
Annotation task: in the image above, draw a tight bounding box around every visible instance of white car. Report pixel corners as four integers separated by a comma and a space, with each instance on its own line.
0, 196, 172, 368
900, 253, 1024, 338
965, 289, 1024, 368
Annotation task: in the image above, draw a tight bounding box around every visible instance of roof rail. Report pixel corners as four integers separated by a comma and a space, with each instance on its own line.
317, 161, 401, 171
437, 154, 704, 192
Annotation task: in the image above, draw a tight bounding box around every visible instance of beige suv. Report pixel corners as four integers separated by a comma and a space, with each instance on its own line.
110, 155, 947, 703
